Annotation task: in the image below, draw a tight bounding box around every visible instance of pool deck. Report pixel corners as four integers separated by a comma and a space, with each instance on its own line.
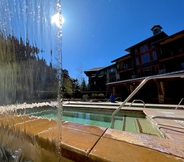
1, 102, 184, 161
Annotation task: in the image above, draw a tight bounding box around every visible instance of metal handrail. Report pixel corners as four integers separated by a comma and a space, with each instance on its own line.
129, 99, 145, 108
175, 98, 184, 109
110, 73, 184, 128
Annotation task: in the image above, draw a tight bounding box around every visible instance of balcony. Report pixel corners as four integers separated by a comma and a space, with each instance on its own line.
160, 47, 184, 62
117, 66, 133, 73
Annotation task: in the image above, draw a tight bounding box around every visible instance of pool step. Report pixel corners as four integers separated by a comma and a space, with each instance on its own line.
123, 117, 138, 133
114, 118, 123, 130
136, 118, 162, 137
118, 117, 162, 137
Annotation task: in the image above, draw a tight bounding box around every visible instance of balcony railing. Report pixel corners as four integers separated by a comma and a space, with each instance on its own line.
117, 66, 133, 73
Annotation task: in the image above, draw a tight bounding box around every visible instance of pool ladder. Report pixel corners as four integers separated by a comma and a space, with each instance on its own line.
129, 99, 145, 108
110, 73, 184, 128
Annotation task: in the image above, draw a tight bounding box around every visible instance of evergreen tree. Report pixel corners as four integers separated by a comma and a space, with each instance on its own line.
0, 34, 58, 105
63, 78, 72, 94
81, 78, 87, 91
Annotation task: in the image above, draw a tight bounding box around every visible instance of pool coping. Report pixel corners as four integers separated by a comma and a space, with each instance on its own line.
39, 108, 184, 161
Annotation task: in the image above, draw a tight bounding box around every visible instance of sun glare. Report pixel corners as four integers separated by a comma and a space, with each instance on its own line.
51, 13, 64, 28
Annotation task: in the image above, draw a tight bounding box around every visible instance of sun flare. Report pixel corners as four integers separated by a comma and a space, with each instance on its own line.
51, 13, 64, 28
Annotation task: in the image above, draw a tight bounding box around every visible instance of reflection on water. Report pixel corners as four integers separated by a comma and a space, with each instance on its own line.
0, 0, 62, 105
0, 0, 63, 161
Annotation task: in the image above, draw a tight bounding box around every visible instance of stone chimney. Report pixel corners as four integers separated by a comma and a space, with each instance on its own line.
151, 25, 162, 35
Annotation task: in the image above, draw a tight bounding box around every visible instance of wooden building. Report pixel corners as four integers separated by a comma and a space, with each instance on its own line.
85, 26, 184, 104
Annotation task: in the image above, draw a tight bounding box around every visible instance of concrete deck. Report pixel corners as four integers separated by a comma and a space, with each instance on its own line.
1, 107, 184, 161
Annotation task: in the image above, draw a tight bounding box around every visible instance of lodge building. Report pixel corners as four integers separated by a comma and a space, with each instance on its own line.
84, 25, 184, 104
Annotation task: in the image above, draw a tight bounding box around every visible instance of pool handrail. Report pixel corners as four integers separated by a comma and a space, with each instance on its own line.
175, 98, 184, 109
129, 99, 145, 108
110, 73, 184, 128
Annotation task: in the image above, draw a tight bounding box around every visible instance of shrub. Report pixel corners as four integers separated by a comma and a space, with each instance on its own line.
82, 94, 89, 100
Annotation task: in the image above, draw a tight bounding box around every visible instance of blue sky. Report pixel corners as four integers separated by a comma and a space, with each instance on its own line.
61, 0, 184, 80
1, 0, 184, 81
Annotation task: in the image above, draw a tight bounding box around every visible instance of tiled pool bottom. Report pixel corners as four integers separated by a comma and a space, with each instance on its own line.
20, 106, 162, 137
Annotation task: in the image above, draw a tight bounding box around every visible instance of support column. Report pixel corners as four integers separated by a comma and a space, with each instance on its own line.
130, 84, 136, 93
112, 87, 116, 97
159, 81, 165, 103
160, 81, 165, 96
153, 79, 165, 103
124, 83, 131, 94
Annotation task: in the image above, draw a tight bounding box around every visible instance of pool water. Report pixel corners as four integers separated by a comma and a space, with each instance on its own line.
18, 106, 162, 137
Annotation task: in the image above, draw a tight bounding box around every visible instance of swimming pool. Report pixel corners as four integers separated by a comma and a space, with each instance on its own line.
18, 106, 162, 137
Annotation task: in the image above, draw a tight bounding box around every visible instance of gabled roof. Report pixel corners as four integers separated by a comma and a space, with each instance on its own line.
84, 67, 106, 73
125, 31, 168, 52
102, 63, 116, 69
84, 64, 117, 75
155, 30, 184, 45
111, 53, 131, 63
87, 67, 105, 71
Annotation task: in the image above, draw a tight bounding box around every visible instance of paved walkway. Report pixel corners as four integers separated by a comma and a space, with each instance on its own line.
144, 109, 184, 144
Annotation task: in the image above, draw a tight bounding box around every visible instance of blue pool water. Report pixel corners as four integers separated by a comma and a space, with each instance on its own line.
18, 106, 162, 137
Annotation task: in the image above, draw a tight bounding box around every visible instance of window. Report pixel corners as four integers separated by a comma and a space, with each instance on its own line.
181, 62, 184, 69
123, 63, 128, 69
99, 70, 106, 76
117, 63, 120, 69
136, 57, 139, 65
109, 68, 115, 73
141, 53, 150, 63
178, 48, 182, 54
134, 49, 138, 54
109, 68, 115, 77
152, 51, 157, 60
140, 46, 144, 53
140, 45, 148, 53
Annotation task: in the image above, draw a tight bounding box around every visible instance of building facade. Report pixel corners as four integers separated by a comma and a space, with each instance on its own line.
84, 26, 184, 104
